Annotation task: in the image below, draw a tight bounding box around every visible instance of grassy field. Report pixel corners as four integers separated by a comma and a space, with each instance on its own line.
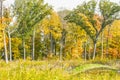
0, 60, 120, 80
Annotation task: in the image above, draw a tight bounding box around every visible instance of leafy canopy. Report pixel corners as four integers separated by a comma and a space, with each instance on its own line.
65, 0, 120, 43
14, 0, 51, 37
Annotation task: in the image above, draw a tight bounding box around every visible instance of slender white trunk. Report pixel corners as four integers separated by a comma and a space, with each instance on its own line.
32, 28, 35, 60
8, 31, 12, 61
3, 30, 8, 63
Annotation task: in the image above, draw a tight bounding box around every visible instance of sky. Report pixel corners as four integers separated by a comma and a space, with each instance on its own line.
3, 0, 83, 11
3, 0, 120, 11
44, 0, 84, 11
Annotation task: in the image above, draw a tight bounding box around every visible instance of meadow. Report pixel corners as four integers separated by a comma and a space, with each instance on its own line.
0, 0, 120, 80
0, 60, 120, 80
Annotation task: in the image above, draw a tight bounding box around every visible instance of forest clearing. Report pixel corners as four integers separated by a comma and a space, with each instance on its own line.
0, 0, 120, 79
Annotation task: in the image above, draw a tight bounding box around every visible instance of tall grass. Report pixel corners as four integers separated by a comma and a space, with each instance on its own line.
0, 60, 120, 80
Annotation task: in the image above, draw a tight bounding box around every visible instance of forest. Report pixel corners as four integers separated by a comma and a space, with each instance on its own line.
0, 0, 120, 80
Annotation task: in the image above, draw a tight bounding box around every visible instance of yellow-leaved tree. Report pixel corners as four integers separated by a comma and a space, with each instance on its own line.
40, 10, 62, 57
107, 20, 120, 59
0, 23, 4, 50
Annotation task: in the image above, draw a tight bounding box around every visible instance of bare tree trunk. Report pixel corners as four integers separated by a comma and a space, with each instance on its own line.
8, 31, 12, 61
93, 42, 97, 60
32, 28, 35, 60
3, 30, 8, 63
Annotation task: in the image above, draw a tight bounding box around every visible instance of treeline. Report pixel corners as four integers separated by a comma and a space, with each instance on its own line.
0, 0, 120, 63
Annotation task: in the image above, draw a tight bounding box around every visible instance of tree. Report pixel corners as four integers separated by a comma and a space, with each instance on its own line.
14, 0, 51, 60
48, 11, 61, 55
58, 9, 70, 60
65, 0, 120, 60
65, 23, 87, 59
0, 0, 8, 63
40, 10, 62, 57
106, 20, 120, 59
3, 8, 16, 61
0, 24, 4, 50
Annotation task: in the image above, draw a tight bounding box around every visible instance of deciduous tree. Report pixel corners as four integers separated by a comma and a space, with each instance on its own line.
65, 0, 120, 60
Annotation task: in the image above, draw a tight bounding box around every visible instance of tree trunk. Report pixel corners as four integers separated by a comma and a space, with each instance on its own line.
32, 28, 35, 60
60, 40, 63, 60
60, 33, 63, 60
60, 29, 66, 60
50, 32, 54, 54
106, 27, 110, 58
8, 31, 12, 61
101, 32, 104, 60
54, 40, 56, 55
1, 1, 8, 63
92, 41, 97, 60
3, 30, 8, 63
50, 32, 55, 55
88, 45, 91, 60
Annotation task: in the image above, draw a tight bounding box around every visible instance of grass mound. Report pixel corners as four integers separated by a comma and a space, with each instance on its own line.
72, 63, 118, 75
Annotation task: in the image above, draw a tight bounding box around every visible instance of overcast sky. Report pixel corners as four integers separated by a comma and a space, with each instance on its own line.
3, 0, 120, 11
